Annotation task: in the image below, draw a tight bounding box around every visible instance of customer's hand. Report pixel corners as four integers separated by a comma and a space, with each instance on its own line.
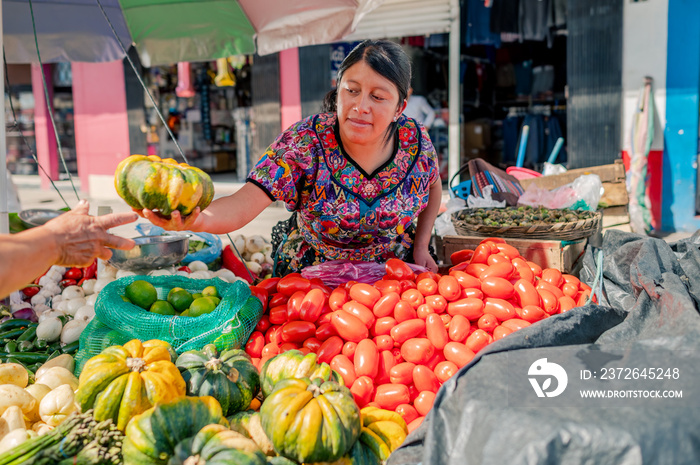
44, 200, 137, 266
413, 247, 438, 273
134, 207, 202, 232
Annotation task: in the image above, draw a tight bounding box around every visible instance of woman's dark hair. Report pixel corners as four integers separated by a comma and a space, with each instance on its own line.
323, 39, 411, 137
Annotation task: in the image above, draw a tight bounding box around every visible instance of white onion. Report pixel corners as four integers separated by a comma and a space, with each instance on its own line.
92, 279, 113, 295
33, 303, 51, 314
64, 298, 87, 316
74, 305, 95, 322
60, 319, 87, 344
245, 261, 262, 275
149, 269, 172, 277
38, 276, 54, 287
175, 271, 189, 277
189, 270, 212, 280
62, 286, 85, 300
81, 279, 97, 295
46, 270, 63, 282
214, 269, 237, 282
250, 252, 266, 264
51, 295, 63, 306
36, 317, 62, 341
85, 294, 98, 306
44, 283, 62, 296
39, 309, 65, 322
49, 265, 66, 275
188, 261, 208, 272
115, 270, 136, 279
245, 235, 267, 254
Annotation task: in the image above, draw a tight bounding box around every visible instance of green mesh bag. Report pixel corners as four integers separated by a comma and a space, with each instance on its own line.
75, 317, 133, 374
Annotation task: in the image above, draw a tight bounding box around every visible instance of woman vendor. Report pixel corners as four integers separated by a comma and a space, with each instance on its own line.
139, 39, 442, 275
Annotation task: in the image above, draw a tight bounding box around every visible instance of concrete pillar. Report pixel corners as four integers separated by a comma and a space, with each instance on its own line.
31, 64, 59, 189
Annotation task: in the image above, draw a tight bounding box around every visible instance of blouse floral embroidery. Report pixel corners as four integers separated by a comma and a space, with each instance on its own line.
247, 112, 438, 268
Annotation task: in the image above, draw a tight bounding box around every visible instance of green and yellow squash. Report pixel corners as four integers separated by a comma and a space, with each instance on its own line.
228, 410, 275, 456
114, 154, 214, 216
176, 344, 260, 417
75, 339, 186, 431
260, 377, 361, 464
260, 350, 342, 398
122, 396, 228, 465
169, 424, 267, 465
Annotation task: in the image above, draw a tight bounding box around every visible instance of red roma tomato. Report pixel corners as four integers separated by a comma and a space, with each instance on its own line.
331, 311, 369, 342
268, 293, 290, 309
414, 391, 436, 416
354, 339, 379, 378
480, 277, 515, 300
448, 315, 471, 342
437, 276, 461, 302
479, 261, 514, 280
434, 360, 458, 384
373, 292, 400, 318
465, 329, 492, 353
281, 321, 316, 343
315, 322, 337, 341
537, 288, 560, 315
261, 342, 280, 359
309, 278, 332, 296
416, 278, 438, 297
486, 253, 511, 266
470, 243, 492, 264
373, 317, 398, 337
407, 416, 424, 434
344, 281, 358, 290
375, 350, 396, 385
536, 280, 564, 299
265, 327, 282, 346
395, 404, 419, 425
516, 305, 546, 323
374, 335, 394, 351
375, 279, 401, 295
450, 270, 481, 290
374, 384, 411, 411
400, 338, 435, 365
514, 279, 540, 308
479, 237, 506, 245
413, 365, 440, 393
317, 336, 344, 364
391, 319, 426, 345
64, 267, 83, 280
416, 271, 441, 283
493, 325, 514, 340
466, 263, 489, 278
286, 291, 305, 321
483, 298, 516, 321
389, 362, 416, 385
399, 280, 417, 293
249, 286, 268, 310
331, 354, 357, 387
303, 337, 322, 353
495, 242, 520, 259
342, 341, 357, 359
277, 274, 311, 296
342, 301, 375, 328
562, 274, 581, 287
255, 315, 271, 333
579, 281, 592, 292
257, 277, 281, 295
425, 295, 448, 313
268, 305, 288, 325
408, 385, 419, 402
349, 283, 382, 308
424, 351, 445, 371
541, 268, 564, 288
527, 261, 543, 278
562, 283, 579, 298
350, 376, 375, 408
511, 257, 534, 284
391, 348, 404, 364
245, 331, 265, 358
425, 313, 449, 350
385, 258, 416, 281
501, 319, 531, 331
440, 314, 452, 326
317, 312, 333, 326
299, 288, 326, 322
449, 261, 469, 273
462, 288, 484, 300
559, 295, 577, 312
328, 287, 348, 312
416, 304, 434, 320
279, 342, 300, 352
394, 301, 418, 322
477, 313, 499, 332
401, 289, 425, 309
299, 347, 312, 355
450, 249, 474, 266
447, 298, 484, 320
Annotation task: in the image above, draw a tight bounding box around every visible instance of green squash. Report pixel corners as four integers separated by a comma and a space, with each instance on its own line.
114, 154, 214, 216
260, 377, 361, 464
176, 344, 260, 417
265, 457, 298, 465
168, 424, 267, 465
260, 350, 342, 398
122, 396, 228, 465
228, 410, 275, 456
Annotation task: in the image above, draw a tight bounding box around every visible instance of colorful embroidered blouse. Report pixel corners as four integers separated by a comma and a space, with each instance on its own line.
247, 113, 438, 267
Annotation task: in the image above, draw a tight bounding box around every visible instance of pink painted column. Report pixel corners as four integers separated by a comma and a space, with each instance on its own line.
31, 64, 59, 189
279, 48, 302, 131
71, 61, 130, 193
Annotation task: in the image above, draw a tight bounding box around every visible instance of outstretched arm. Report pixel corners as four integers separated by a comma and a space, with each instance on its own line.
138, 182, 274, 235
412, 181, 442, 272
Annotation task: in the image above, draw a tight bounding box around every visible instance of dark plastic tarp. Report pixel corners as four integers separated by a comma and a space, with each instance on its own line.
390, 230, 700, 465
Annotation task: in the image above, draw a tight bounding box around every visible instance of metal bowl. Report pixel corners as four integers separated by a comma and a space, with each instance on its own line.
18, 209, 66, 228
108, 235, 189, 271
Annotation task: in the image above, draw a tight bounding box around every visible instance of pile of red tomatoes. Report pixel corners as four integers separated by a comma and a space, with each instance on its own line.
244, 238, 594, 433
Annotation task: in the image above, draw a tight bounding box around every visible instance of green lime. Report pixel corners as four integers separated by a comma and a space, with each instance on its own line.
121, 295, 131, 303
149, 300, 176, 316
180, 309, 191, 317
206, 296, 221, 307
192, 293, 203, 300
189, 297, 217, 318
167, 288, 194, 312
202, 286, 219, 298
125, 280, 158, 310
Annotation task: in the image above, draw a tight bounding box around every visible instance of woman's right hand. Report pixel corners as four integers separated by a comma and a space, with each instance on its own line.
134, 207, 202, 231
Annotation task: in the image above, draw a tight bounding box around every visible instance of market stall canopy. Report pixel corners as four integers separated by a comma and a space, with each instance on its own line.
3, 0, 385, 66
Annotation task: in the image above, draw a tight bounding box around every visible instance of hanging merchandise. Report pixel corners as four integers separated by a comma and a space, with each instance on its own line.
175, 62, 195, 98
198, 68, 212, 142
627, 77, 655, 234
215, 58, 236, 87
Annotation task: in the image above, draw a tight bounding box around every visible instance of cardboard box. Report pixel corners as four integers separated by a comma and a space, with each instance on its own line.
439, 235, 587, 274
462, 119, 491, 149
214, 151, 234, 172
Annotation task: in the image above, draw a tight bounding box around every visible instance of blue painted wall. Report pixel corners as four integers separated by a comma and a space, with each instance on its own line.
664, 0, 700, 231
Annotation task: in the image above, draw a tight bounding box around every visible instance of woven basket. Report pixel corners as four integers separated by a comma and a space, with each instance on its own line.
451, 208, 602, 241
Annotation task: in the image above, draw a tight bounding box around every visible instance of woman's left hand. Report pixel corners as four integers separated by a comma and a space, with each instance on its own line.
413, 248, 438, 273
